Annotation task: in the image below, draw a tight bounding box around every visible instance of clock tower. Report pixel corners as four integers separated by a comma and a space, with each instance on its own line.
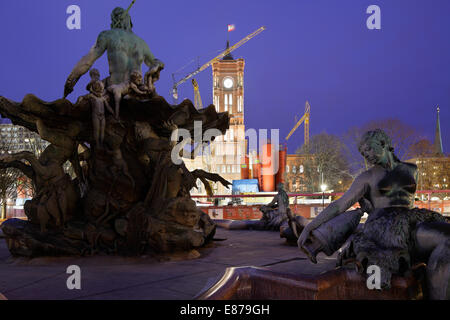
210, 42, 246, 193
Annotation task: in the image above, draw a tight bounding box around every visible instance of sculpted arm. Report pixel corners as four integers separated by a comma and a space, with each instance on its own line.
129, 83, 147, 95
143, 42, 164, 71
103, 98, 115, 116
305, 172, 370, 231
267, 195, 279, 208
64, 32, 108, 98
0, 151, 47, 177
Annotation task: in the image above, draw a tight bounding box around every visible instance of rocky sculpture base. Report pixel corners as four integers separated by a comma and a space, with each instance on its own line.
2, 199, 216, 257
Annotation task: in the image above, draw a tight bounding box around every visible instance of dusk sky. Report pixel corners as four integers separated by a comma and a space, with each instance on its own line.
0, 0, 449, 154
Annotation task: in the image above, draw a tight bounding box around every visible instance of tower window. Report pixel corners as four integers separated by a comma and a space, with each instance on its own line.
224, 94, 228, 112
214, 95, 219, 112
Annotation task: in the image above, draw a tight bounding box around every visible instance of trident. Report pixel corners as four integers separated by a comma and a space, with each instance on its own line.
111, 0, 136, 28
124, 0, 136, 15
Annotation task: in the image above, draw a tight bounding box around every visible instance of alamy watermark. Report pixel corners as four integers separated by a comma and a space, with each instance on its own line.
66, 5, 81, 30
366, 5, 381, 30
66, 265, 81, 290
170, 121, 280, 175
366, 264, 381, 290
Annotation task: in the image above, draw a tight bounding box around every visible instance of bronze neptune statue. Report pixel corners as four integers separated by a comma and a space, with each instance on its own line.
0, 3, 230, 257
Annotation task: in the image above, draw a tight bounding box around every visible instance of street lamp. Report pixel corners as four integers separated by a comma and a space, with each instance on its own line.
320, 184, 327, 209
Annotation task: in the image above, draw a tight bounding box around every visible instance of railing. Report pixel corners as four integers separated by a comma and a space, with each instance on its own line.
192, 190, 450, 199
192, 190, 450, 220
1, 191, 449, 221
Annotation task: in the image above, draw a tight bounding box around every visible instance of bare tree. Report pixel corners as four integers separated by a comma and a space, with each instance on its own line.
296, 132, 351, 192
343, 118, 422, 176
0, 136, 22, 219
406, 139, 434, 159
0, 125, 48, 218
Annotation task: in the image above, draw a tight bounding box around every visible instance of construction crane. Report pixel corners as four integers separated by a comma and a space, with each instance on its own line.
285, 101, 310, 146
172, 26, 266, 102
192, 79, 202, 109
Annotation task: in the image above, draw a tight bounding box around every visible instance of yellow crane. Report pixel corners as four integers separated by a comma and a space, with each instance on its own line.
172, 26, 266, 102
191, 79, 202, 109
285, 101, 310, 146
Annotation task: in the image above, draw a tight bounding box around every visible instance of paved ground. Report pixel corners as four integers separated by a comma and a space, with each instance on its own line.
0, 227, 337, 300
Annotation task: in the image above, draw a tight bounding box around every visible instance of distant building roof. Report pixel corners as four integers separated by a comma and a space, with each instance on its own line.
434, 106, 444, 156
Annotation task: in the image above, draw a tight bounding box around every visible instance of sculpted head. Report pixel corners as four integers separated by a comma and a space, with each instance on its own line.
358, 129, 396, 167
130, 71, 143, 85
277, 183, 285, 192
89, 68, 100, 81
110, 7, 133, 31
91, 80, 104, 97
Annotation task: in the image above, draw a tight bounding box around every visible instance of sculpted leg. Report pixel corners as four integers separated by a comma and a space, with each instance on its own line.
37, 202, 49, 233
426, 240, 450, 300
166, 167, 182, 198
415, 222, 450, 299
100, 118, 105, 145
92, 116, 100, 146
46, 192, 61, 227
113, 91, 121, 118
57, 190, 69, 227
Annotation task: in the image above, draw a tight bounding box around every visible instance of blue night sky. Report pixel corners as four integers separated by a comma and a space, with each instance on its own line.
0, 0, 449, 154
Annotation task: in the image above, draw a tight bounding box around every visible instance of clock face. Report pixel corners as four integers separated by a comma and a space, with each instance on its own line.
223, 77, 234, 89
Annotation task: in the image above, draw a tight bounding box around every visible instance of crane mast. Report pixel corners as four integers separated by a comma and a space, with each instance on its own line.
192, 79, 203, 109
172, 26, 266, 102
285, 101, 311, 146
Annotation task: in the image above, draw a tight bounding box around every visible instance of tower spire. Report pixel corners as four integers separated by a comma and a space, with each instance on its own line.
434, 106, 444, 156
223, 40, 234, 60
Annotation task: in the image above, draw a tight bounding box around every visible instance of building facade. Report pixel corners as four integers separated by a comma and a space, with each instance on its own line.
407, 156, 450, 192
285, 154, 308, 192
185, 47, 247, 195
0, 123, 47, 155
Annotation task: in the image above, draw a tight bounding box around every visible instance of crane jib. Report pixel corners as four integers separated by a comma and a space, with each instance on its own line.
172, 26, 266, 99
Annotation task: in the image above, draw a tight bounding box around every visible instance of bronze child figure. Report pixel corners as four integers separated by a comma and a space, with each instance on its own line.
107, 70, 148, 119
88, 80, 114, 147
86, 68, 102, 93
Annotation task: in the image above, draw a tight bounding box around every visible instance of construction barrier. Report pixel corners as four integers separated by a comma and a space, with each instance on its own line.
205, 203, 360, 220
197, 190, 450, 220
